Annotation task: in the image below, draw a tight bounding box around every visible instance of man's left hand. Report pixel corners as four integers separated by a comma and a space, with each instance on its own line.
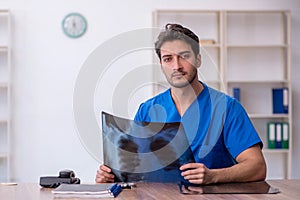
180, 163, 215, 185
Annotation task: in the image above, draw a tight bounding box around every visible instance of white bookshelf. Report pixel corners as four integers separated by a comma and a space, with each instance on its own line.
0, 9, 11, 182
153, 10, 292, 179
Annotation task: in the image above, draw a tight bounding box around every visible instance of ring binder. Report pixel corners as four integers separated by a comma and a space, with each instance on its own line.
272, 88, 289, 114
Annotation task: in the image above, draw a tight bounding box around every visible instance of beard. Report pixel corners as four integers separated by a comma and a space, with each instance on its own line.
165, 67, 198, 88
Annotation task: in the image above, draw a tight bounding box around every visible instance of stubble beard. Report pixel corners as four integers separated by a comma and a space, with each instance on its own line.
166, 68, 198, 88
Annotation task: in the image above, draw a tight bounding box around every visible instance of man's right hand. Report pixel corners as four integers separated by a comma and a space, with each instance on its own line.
95, 164, 115, 183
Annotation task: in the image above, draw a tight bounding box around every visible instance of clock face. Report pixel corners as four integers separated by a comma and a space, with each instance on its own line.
62, 13, 87, 38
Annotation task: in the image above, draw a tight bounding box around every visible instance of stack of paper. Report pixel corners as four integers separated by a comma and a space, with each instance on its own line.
52, 183, 122, 198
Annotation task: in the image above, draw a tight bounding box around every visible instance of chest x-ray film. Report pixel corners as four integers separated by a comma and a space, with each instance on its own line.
101, 111, 195, 183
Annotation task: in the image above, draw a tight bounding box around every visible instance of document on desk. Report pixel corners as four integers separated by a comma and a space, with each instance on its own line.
101, 111, 195, 183
52, 183, 122, 198
178, 181, 280, 194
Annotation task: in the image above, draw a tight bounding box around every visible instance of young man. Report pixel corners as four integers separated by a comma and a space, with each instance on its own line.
96, 24, 266, 185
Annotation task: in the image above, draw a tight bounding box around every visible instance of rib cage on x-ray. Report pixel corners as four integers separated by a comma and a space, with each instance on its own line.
101, 111, 195, 183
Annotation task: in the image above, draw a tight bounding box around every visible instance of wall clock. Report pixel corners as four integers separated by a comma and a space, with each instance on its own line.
62, 13, 87, 38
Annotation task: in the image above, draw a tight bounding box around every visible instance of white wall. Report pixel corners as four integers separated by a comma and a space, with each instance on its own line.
1, 0, 299, 182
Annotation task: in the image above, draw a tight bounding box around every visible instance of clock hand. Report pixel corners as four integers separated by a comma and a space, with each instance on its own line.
72, 19, 76, 28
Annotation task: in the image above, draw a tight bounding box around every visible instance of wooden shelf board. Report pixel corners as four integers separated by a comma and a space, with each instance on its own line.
0, 46, 9, 51
0, 153, 8, 158
263, 149, 289, 154
226, 10, 289, 14
249, 114, 289, 118
0, 120, 8, 124
227, 80, 289, 84
201, 44, 221, 48
226, 44, 287, 48
0, 83, 8, 88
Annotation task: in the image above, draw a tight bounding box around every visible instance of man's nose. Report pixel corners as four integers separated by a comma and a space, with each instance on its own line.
172, 56, 182, 70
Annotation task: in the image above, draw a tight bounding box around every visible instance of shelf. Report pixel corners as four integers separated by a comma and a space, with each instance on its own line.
227, 80, 289, 84
249, 114, 289, 119
263, 149, 289, 154
226, 78, 287, 85
200, 44, 221, 48
226, 10, 289, 14
202, 80, 221, 84
153, 9, 291, 179
226, 11, 288, 45
226, 44, 287, 48
154, 10, 221, 45
0, 46, 8, 51
0, 9, 9, 14
227, 48, 286, 81
0, 119, 8, 123
0, 83, 8, 88
0, 153, 8, 158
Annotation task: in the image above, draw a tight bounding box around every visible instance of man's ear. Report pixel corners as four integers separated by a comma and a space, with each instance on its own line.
195, 54, 202, 69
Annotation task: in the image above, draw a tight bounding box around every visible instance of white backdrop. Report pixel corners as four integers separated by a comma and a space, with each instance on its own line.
0, 0, 299, 182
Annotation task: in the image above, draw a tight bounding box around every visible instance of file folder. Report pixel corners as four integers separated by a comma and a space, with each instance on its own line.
272, 88, 288, 114
233, 87, 240, 102
267, 122, 276, 149
281, 122, 289, 149
275, 123, 282, 149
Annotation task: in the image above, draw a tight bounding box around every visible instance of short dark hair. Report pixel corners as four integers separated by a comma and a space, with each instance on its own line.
155, 23, 200, 61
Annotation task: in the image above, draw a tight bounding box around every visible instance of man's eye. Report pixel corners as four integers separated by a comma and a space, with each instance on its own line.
163, 57, 172, 63
181, 54, 190, 59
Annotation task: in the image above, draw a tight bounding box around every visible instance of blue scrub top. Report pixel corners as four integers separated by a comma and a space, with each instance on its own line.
134, 82, 262, 169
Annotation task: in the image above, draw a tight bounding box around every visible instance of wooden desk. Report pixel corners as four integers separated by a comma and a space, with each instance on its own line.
0, 180, 299, 200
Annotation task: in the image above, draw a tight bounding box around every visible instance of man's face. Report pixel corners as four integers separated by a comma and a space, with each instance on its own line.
160, 40, 201, 88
